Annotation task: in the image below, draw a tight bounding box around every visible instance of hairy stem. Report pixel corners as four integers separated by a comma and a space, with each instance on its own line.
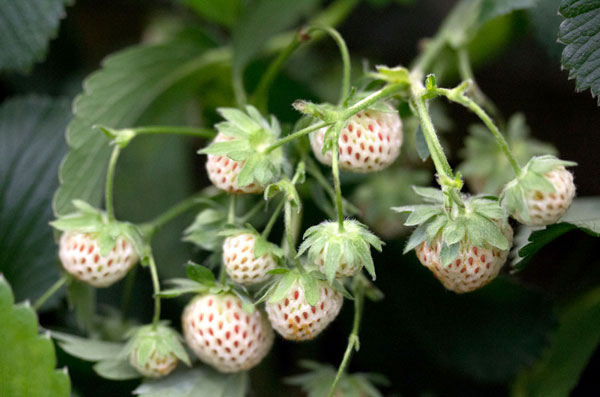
456, 48, 504, 128
148, 254, 162, 328
105, 145, 121, 221
266, 121, 332, 153
237, 199, 266, 224
330, 122, 346, 231
307, 26, 351, 104
436, 87, 521, 176
284, 202, 298, 259
305, 157, 359, 216
411, 93, 455, 185
33, 275, 68, 311
328, 283, 365, 396
341, 83, 406, 118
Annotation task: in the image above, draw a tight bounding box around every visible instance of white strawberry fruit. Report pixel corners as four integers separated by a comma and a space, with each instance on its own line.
416, 222, 514, 294
265, 281, 343, 341
59, 231, 138, 287
223, 233, 277, 285
129, 347, 178, 378
205, 133, 264, 194
310, 105, 402, 173
182, 294, 274, 373
512, 166, 575, 226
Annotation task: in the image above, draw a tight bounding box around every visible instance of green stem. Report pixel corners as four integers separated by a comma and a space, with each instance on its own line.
143, 193, 210, 239
105, 145, 121, 221
253, 33, 303, 112
126, 126, 215, 139
266, 121, 332, 153
307, 26, 351, 104
227, 195, 236, 225
305, 157, 360, 216
284, 202, 298, 259
330, 122, 346, 231
33, 275, 68, 311
411, 93, 455, 184
436, 88, 521, 176
341, 83, 406, 118
148, 254, 161, 328
328, 283, 365, 397
456, 48, 504, 128
262, 198, 285, 239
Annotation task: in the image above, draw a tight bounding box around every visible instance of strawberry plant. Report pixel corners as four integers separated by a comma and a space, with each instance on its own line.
2, 0, 600, 396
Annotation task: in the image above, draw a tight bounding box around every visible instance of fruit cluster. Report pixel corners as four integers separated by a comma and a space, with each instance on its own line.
47, 28, 577, 393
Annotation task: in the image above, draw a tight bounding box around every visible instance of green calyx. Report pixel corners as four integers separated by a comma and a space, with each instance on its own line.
159, 262, 256, 312
297, 220, 384, 283
264, 267, 350, 307
199, 105, 284, 188
501, 155, 577, 223
50, 199, 148, 261
123, 323, 190, 369
394, 186, 510, 266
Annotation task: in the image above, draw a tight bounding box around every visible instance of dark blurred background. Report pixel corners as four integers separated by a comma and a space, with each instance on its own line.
1, 0, 599, 396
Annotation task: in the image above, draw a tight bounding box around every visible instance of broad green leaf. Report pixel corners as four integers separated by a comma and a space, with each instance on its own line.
0, 0, 71, 72
0, 276, 70, 396
53, 39, 227, 216
134, 367, 248, 396
186, 262, 216, 286
514, 197, 600, 269
269, 272, 297, 303
512, 286, 600, 396
182, 0, 243, 27
93, 359, 140, 380
50, 331, 124, 361
559, 0, 600, 103
0, 95, 71, 308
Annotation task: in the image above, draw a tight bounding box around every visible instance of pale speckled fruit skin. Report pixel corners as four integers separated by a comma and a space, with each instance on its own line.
315, 249, 361, 278
416, 223, 514, 294
205, 133, 263, 194
310, 107, 402, 173
129, 349, 178, 378
223, 233, 277, 285
265, 281, 343, 341
513, 166, 575, 226
59, 231, 138, 288
182, 294, 274, 373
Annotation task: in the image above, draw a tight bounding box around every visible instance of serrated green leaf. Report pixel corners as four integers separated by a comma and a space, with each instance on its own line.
559, 0, 600, 103
236, 155, 262, 187
412, 186, 445, 203
442, 221, 466, 246
53, 38, 222, 216
184, 208, 227, 251
0, 277, 70, 396
0, 96, 71, 308
0, 0, 71, 72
